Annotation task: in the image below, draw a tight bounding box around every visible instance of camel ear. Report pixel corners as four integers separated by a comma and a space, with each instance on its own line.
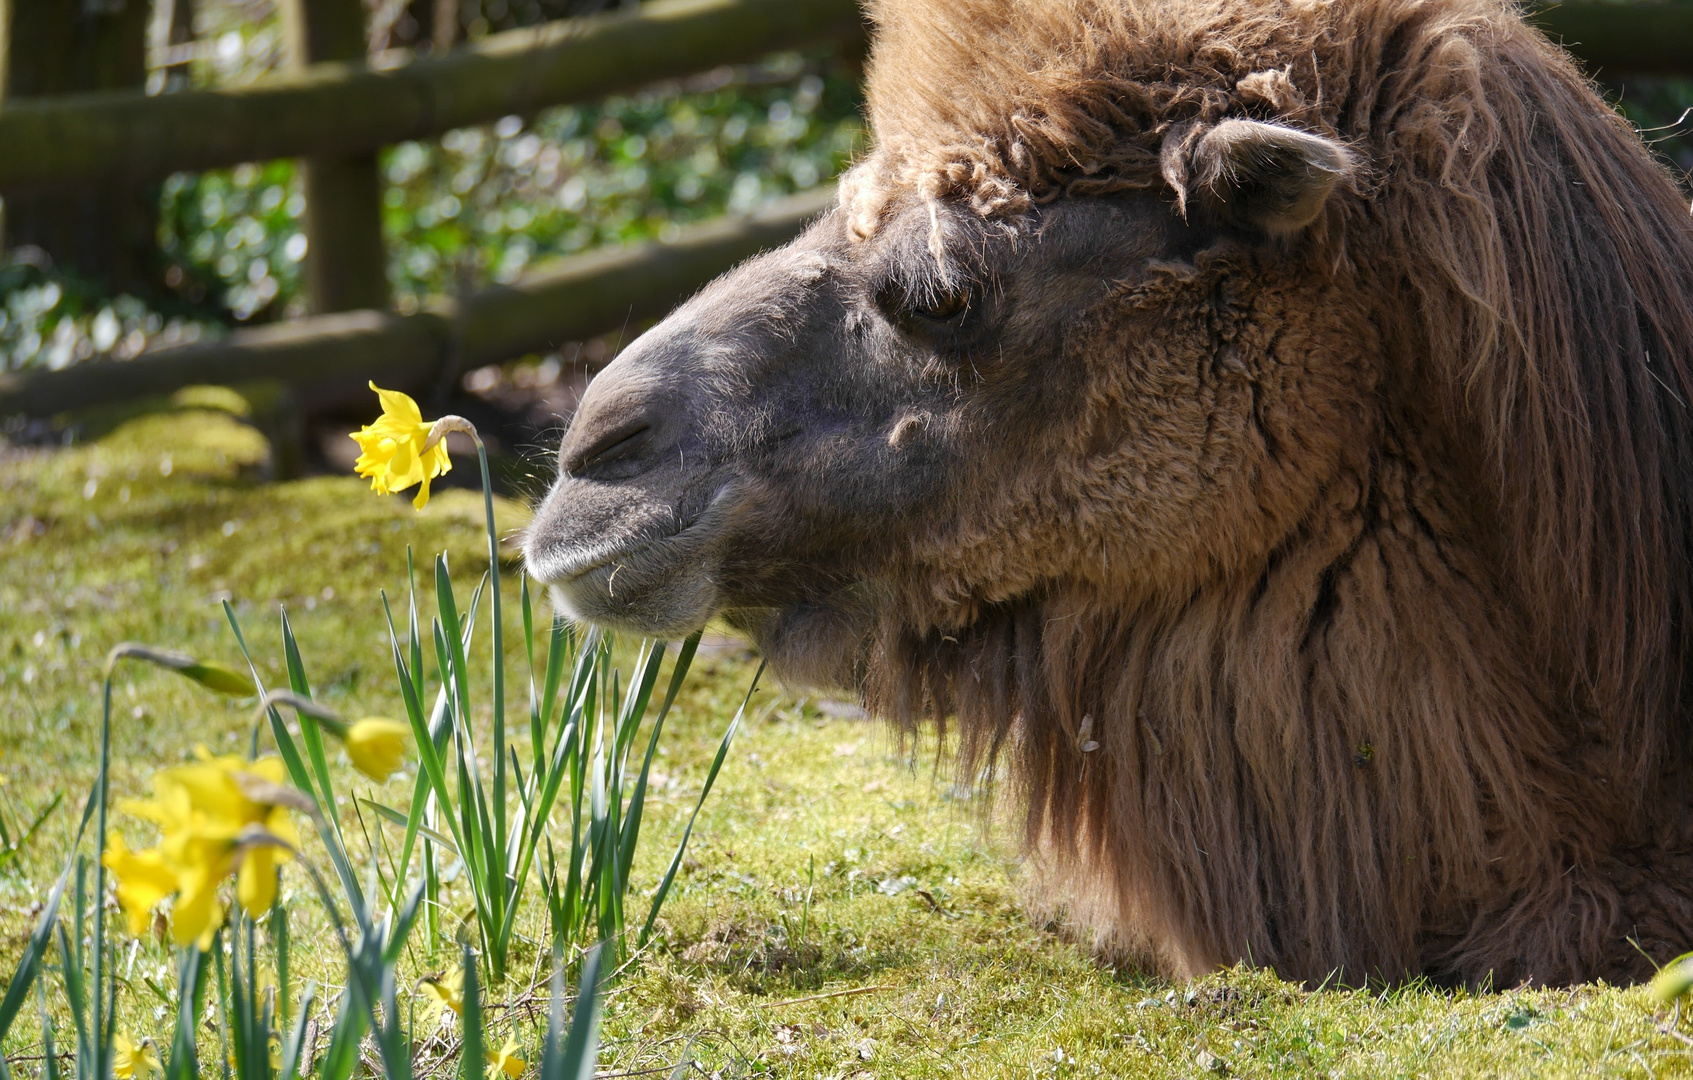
1175, 119, 1354, 236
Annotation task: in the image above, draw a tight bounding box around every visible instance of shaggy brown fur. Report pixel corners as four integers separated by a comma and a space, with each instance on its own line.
526, 0, 1693, 986
842, 0, 1693, 985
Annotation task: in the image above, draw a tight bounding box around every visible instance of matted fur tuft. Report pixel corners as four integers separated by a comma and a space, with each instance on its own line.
847, 0, 1693, 984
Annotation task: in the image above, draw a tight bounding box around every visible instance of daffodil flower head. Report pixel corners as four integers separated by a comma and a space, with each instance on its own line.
107, 750, 301, 948
419, 968, 465, 1019
350, 383, 452, 510
486, 1039, 526, 1080
344, 718, 410, 782
114, 1034, 162, 1080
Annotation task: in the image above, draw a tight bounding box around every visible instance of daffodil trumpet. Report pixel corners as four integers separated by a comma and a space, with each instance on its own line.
93, 643, 260, 1077
102, 687, 404, 954
417, 968, 466, 1019
114, 1033, 163, 1080
486, 1038, 526, 1079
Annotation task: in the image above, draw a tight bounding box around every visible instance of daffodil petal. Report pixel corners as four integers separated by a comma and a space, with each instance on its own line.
369, 382, 424, 425
103, 833, 179, 938
237, 846, 279, 917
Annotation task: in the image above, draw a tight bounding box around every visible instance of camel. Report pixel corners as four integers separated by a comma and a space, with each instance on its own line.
524, 0, 1693, 986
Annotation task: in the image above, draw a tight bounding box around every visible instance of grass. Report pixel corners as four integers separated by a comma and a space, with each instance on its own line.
3, 402, 1693, 1078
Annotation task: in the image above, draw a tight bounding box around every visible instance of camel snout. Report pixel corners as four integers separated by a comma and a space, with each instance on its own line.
523, 321, 738, 638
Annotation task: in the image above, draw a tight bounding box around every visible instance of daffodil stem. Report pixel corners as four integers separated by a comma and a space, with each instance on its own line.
293, 822, 351, 945
252, 691, 350, 740
473, 435, 508, 964
92, 671, 114, 1080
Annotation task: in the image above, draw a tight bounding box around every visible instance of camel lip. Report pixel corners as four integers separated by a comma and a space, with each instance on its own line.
568, 541, 648, 583
528, 535, 662, 586
525, 483, 736, 589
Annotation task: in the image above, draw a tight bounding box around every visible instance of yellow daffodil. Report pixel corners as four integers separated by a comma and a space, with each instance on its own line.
113, 1034, 162, 1080
103, 832, 179, 938
419, 968, 464, 1019
343, 718, 410, 782
486, 1039, 525, 1080
350, 383, 452, 510
105, 750, 301, 948
1652, 953, 1693, 1003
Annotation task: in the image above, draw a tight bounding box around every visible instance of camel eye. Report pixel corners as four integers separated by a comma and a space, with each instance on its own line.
911, 288, 971, 322
877, 280, 975, 334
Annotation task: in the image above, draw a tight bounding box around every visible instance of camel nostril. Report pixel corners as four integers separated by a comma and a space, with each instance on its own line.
568, 421, 655, 478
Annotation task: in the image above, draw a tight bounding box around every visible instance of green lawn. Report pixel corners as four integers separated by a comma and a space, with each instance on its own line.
2, 402, 1691, 1079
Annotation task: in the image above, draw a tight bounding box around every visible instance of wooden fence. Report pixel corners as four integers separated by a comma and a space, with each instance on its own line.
0, 187, 835, 416
0, 0, 1685, 419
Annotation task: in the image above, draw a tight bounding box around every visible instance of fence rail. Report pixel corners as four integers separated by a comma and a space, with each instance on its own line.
0, 0, 1686, 420
0, 187, 836, 416
0, 0, 1676, 193
0, 0, 864, 193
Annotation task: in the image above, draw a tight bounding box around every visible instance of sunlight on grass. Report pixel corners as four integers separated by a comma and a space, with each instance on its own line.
3, 405, 1692, 1078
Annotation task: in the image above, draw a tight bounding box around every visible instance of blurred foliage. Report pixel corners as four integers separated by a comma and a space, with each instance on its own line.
1612, 76, 1693, 174
379, 52, 863, 309
18, 0, 1693, 378
152, 48, 862, 321
0, 258, 214, 373
158, 160, 309, 321
183, 0, 287, 87
1, 16, 863, 372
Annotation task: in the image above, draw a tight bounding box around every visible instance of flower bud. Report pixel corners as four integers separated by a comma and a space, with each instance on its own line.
108, 644, 257, 697
1651, 953, 1693, 1003
344, 718, 410, 782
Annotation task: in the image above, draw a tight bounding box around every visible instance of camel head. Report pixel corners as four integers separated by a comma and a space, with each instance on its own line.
525, 0, 1693, 986
524, 117, 1367, 687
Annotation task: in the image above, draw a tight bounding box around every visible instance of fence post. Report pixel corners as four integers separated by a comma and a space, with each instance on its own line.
282, 0, 390, 313
155, 0, 196, 92
0, 0, 157, 295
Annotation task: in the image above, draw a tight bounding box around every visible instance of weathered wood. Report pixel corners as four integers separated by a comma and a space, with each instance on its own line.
285, 0, 366, 62
0, 0, 866, 194
1, 0, 157, 293
0, 186, 838, 417
283, 0, 391, 312
299, 153, 391, 311
456, 186, 836, 364
3, 0, 150, 97
432, 0, 460, 53
156, 0, 197, 92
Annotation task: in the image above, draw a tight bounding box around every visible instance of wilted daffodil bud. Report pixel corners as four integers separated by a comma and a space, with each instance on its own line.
108, 644, 257, 698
